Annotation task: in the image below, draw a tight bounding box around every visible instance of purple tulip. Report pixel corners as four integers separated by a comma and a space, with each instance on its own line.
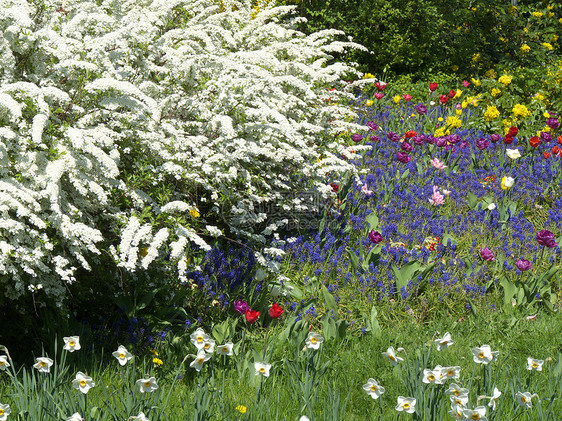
351, 133, 363, 143
367, 121, 379, 131
413, 135, 424, 146
425, 135, 435, 145
480, 247, 495, 261
476, 137, 489, 150
396, 151, 411, 163
387, 132, 400, 142
435, 137, 447, 147
540, 132, 552, 142
515, 259, 531, 271
447, 134, 461, 144
546, 117, 559, 130
233, 300, 249, 314
370, 135, 380, 142
536, 230, 558, 248
490, 134, 501, 143
415, 104, 428, 115
368, 230, 383, 244
401, 141, 413, 152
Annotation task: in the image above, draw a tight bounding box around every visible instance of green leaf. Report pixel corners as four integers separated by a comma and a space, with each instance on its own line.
467, 191, 478, 209
365, 213, 379, 230
321, 285, 338, 314
347, 248, 359, 272
499, 276, 517, 307
369, 306, 381, 339
323, 316, 336, 341
392, 261, 421, 292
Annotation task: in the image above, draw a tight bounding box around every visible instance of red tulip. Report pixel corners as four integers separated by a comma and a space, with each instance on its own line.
429, 82, 438, 92
448, 89, 456, 98
529, 136, 540, 148
268, 303, 284, 319
543, 151, 551, 159
552, 146, 560, 155
439, 95, 449, 105
504, 135, 513, 145
245, 309, 259, 324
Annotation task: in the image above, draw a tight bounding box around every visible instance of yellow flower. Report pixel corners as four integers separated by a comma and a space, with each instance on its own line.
498, 75, 512, 86
532, 11, 543, 18
520, 44, 530, 53
393, 95, 401, 104
501, 176, 514, 190
363, 73, 375, 79
548, 12, 554, 18
456, 109, 462, 115
149, 350, 159, 356
524, 27, 529, 33
139, 247, 148, 257
365, 99, 373, 106
236, 405, 247, 414
153, 357, 163, 366
559, 18, 562, 24
190, 208, 200, 218
542, 42, 554, 51
543, 111, 550, 118
491, 88, 501, 98
454, 89, 462, 99
472, 53, 481, 62
484, 106, 500, 121
434, 127, 446, 137
535, 93, 546, 102
544, 125, 551, 132
438, 117, 444, 122
446, 116, 462, 128
512, 104, 530, 118
471, 78, 481, 87
461, 101, 468, 109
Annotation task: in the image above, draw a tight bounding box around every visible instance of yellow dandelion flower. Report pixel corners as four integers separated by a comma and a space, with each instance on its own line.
236, 405, 247, 414
153, 357, 163, 366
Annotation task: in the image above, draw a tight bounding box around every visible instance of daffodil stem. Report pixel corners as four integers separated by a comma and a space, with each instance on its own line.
262, 330, 269, 361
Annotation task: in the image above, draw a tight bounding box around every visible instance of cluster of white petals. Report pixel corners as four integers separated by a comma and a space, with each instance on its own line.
0, 0, 367, 304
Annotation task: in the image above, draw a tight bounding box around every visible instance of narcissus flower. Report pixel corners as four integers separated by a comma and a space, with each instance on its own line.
72, 372, 95, 394
254, 362, 271, 377
63, 336, 81, 353
66, 413, 83, 421
516, 391, 533, 408
113, 345, 133, 366
33, 357, 54, 373
488, 387, 502, 410
472, 345, 498, 364
217, 342, 234, 356
396, 396, 416, 413
202, 339, 215, 354
526, 357, 544, 371
462, 406, 487, 420
363, 378, 385, 399
435, 332, 454, 350
441, 366, 461, 381
305, 332, 324, 350
131, 413, 149, 421
382, 347, 404, 366
190, 349, 212, 372
190, 328, 209, 350
422, 368, 443, 384
0, 404, 11, 421
0, 356, 10, 371
136, 377, 158, 393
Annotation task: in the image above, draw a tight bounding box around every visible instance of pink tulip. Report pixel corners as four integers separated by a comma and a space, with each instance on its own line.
430, 158, 446, 170
429, 186, 445, 206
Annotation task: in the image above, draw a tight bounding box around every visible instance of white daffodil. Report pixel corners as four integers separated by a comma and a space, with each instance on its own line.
216, 343, 234, 356
190, 328, 209, 350
112, 345, 133, 366
506, 148, 521, 160
446, 383, 469, 399
422, 367, 443, 385
526, 357, 544, 371
66, 412, 83, 421
131, 412, 150, 421
362, 378, 385, 399
449, 392, 469, 407
72, 372, 95, 394
0, 356, 10, 371
441, 366, 461, 381
448, 403, 464, 419
382, 347, 404, 366
254, 362, 271, 377
63, 336, 81, 353
472, 345, 498, 364
136, 377, 158, 393
516, 391, 533, 408
462, 406, 488, 421
299, 417, 310, 421
33, 357, 54, 373
0, 403, 11, 421
305, 332, 324, 350
395, 396, 416, 413
202, 339, 215, 354
488, 387, 502, 410
435, 332, 454, 350
190, 349, 212, 372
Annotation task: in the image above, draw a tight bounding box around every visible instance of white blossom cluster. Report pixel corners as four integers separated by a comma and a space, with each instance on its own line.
0, 0, 367, 303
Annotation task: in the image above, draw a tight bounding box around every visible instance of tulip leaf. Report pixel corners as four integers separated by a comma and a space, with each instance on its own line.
347, 248, 359, 272
499, 276, 517, 307
323, 316, 336, 341
365, 213, 379, 230
467, 192, 478, 209
321, 285, 338, 314
369, 306, 381, 339
392, 261, 421, 293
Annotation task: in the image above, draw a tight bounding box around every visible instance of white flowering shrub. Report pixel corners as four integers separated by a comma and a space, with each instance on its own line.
0, 0, 366, 305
